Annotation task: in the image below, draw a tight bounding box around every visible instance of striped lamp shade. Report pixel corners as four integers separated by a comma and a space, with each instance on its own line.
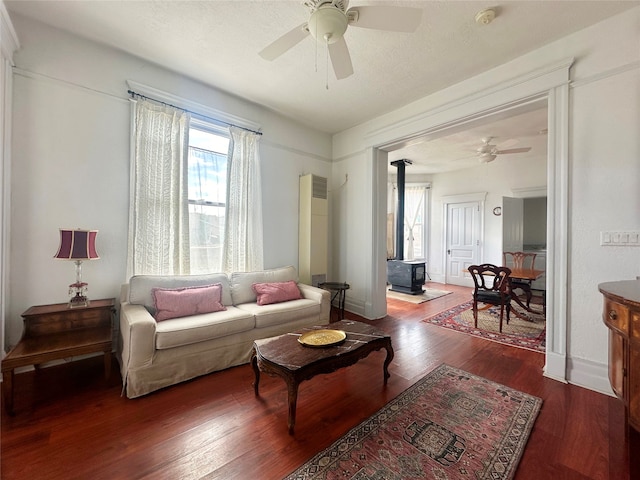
54, 229, 100, 260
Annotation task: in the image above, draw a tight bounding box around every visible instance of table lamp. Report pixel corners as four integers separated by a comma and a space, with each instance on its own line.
54, 228, 100, 308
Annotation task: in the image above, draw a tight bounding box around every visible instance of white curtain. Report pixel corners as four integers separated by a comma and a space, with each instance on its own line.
127, 99, 190, 277
222, 127, 263, 273
403, 186, 426, 260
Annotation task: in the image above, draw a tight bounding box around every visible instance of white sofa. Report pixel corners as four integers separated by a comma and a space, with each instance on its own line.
118, 266, 330, 398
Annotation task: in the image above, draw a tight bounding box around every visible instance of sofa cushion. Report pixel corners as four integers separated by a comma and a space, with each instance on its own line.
153, 283, 226, 321
236, 298, 321, 329
231, 266, 297, 305
155, 306, 255, 349
129, 273, 232, 314
252, 280, 302, 306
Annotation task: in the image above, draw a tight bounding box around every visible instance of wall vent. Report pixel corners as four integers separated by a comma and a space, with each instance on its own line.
299, 174, 328, 286
312, 175, 328, 200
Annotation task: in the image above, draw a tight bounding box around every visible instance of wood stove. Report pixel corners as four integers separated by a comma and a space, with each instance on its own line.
388, 260, 425, 295
387, 158, 425, 295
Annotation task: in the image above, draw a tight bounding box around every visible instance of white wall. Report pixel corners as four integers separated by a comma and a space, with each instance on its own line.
425, 154, 546, 281
331, 7, 640, 393
5, 14, 332, 348
569, 52, 640, 362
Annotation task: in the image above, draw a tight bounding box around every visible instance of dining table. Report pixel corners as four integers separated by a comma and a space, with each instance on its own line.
508, 268, 544, 313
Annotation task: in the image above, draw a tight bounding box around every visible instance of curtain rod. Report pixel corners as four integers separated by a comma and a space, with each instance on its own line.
127, 90, 263, 136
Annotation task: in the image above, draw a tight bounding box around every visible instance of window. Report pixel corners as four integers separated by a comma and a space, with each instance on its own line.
187, 120, 230, 273
403, 185, 429, 260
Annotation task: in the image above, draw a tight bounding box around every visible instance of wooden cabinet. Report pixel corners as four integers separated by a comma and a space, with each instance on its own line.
599, 281, 640, 478
1, 298, 115, 415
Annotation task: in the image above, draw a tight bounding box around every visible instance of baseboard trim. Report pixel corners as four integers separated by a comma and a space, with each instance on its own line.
344, 298, 368, 319
566, 356, 614, 397
543, 350, 567, 383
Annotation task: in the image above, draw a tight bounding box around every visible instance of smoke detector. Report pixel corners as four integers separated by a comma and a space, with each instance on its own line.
475, 8, 496, 25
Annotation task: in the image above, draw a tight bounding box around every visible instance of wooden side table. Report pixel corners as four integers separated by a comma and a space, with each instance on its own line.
318, 282, 350, 322
1, 298, 115, 415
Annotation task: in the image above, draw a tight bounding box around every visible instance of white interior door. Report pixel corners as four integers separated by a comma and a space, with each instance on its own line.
446, 201, 480, 286
502, 197, 524, 253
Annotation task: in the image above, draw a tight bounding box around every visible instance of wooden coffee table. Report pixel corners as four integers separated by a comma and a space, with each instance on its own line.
250, 319, 394, 434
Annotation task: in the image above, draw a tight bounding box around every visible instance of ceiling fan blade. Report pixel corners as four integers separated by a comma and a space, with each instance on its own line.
348, 6, 422, 32
496, 147, 532, 155
452, 154, 479, 162
497, 138, 519, 149
328, 37, 354, 80
259, 23, 309, 61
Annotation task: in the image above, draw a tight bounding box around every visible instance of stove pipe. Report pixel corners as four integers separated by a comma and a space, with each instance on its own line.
391, 159, 412, 260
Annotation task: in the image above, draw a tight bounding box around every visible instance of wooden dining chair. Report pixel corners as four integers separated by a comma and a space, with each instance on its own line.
502, 251, 537, 308
468, 264, 512, 333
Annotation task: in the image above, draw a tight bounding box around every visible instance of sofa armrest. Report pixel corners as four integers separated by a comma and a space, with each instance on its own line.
298, 283, 331, 323
120, 302, 157, 371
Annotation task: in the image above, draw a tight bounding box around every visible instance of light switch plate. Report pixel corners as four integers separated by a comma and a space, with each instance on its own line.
601, 231, 640, 246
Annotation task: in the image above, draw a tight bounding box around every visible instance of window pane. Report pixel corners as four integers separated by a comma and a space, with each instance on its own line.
189, 204, 224, 274
403, 187, 427, 261
188, 127, 229, 273
188, 148, 227, 204
190, 127, 229, 153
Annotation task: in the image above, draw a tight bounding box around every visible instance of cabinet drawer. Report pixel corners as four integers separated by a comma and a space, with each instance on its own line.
604, 299, 629, 333
24, 308, 112, 336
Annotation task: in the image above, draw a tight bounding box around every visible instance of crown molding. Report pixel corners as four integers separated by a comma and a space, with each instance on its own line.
511, 186, 547, 198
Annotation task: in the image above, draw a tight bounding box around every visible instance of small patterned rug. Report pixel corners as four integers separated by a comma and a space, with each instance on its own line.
284, 364, 542, 480
386, 287, 452, 304
423, 300, 546, 352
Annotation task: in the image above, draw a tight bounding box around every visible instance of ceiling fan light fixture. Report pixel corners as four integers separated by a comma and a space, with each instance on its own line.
479, 153, 496, 163
308, 5, 348, 44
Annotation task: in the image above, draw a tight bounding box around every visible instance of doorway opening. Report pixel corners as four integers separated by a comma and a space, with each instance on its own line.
377, 100, 554, 362
385, 102, 548, 287
367, 60, 571, 383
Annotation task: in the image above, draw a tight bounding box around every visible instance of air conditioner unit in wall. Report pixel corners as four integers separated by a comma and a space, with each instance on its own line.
299, 174, 328, 286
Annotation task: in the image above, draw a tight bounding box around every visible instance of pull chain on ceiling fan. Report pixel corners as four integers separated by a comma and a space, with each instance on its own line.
259, 0, 422, 80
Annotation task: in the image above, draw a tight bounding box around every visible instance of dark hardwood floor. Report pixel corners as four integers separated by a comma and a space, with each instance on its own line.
1, 282, 629, 479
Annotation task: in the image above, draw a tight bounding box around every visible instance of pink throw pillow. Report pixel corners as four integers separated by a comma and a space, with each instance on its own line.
152, 283, 226, 321
252, 280, 302, 306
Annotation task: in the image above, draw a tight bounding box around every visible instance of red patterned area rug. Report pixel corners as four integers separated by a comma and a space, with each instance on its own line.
284, 364, 542, 480
423, 301, 546, 353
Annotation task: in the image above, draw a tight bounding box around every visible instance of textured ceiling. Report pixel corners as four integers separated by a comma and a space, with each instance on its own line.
388, 103, 549, 174
5, 1, 637, 173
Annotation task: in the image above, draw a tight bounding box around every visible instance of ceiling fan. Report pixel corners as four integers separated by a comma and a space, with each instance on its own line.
258, 0, 422, 80
476, 137, 532, 163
